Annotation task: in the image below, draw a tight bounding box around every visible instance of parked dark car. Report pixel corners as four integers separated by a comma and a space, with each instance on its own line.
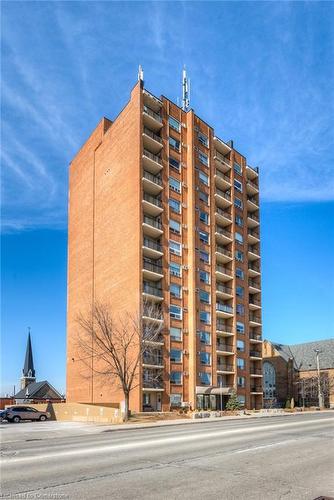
1, 406, 50, 423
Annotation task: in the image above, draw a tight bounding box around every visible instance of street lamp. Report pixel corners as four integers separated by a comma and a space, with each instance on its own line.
314, 349, 324, 408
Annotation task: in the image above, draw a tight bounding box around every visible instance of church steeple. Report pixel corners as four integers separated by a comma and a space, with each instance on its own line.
21, 328, 36, 389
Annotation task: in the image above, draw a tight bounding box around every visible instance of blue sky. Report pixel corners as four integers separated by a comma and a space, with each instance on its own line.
1, 1, 334, 395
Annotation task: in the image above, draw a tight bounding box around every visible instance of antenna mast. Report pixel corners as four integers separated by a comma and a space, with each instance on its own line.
182, 66, 190, 111
138, 65, 144, 84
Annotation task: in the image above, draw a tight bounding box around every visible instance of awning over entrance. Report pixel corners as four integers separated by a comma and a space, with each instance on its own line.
196, 386, 233, 396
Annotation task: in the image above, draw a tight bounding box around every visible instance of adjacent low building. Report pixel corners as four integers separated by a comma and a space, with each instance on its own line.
262, 339, 334, 408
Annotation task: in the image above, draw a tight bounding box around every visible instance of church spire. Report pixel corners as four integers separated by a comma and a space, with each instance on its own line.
21, 329, 36, 389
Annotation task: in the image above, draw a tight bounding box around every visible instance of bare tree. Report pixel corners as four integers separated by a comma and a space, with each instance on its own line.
297, 372, 334, 408
76, 299, 164, 421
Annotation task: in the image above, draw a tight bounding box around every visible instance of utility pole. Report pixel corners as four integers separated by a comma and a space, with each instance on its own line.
314, 349, 324, 408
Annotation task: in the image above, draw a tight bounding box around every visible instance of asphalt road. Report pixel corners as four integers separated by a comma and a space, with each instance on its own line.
1, 412, 333, 500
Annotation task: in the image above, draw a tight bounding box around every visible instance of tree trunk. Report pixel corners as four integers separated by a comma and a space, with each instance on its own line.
123, 392, 129, 422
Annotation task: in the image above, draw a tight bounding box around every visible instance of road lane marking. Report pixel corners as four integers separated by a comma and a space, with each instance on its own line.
1, 417, 333, 465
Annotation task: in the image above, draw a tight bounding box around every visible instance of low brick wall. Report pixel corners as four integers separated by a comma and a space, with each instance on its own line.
27, 402, 123, 423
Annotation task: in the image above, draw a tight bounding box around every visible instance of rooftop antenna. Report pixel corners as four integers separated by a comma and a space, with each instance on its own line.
138, 65, 144, 84
182, 66, 190, 111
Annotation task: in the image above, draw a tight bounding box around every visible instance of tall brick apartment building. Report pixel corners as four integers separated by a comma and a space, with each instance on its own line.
66, 77, 263, 412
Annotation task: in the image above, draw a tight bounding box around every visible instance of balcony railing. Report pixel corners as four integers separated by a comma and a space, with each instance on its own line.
249, 314, 261, 323
143, 170, 162, 186
217, 363, 234, 372
250, 368, 262, 375
216, 207, 232, 220
249, 297, 261, 306
216, 246, 232, 258
142, 306, 163, 320
143, 237, 162, 253
216, 283, 233, 295
142, 329, 164, 343
216, 343, 233, 352
216, 188, 231, 201
214, 151, 231, 167
250, 350, 262, 358
251, 386, 263, 392
248, 195, 259, 206
248, 212, 259, 222
143, 259, 163, 274
215, 170, 231, 183
142, 378, 164, 389
248, 228, 260, 239
247, 179, 259, 191
216, 303, 233, 314
249, 263, 260, 273
216, 226, 232, 239
248, 246, 260, 256
250, 333, 262, 341
143, 106, 162, 123
143, 282, 163, 297
143, 353, 163, 366
143, 193, 162, 208
143, 127, 162, 143
143, 215, 162, 230
216, 323, 233, 333
143, 149, 163, 165
216, 265, 232, 276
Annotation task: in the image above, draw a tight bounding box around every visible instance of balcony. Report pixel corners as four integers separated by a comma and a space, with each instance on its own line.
142, 305, 164, 324
143, 281, 163, 301
143, 105, 163, 132
246, 164, 259, 179
250, 367, 263, 377
143, 352, 163, 368
142, 170, 163, 196
142, 215, 163, 238
246, 179, 259, 196
215, 226, 233, 244
250, 350, 262, 360
143, 127, 163, 155
247, 212, 260, 228
143, 259, 163, 281
248, 228, 260, 245
215, 207, 232, 226
216, 264, 233, 282
215, 169, 231, 189
247, 195, 259, 212
215, 245, 233, 264
250, 386, 263, 394
217, 363, 234, 374
215, 188, 232, 208
249, 296, 261, 311
142, 193, 163, 217
248, 262, 261, 278
142, 377, 164, 390
216, 342, 234, 354
143, 149, 163, 174
216, 283, 233, 299
216, 302, 233, 318
250, 333, 262, 343
249, 313, 262, 326
248, 245, 260, 261
216, 322, 234, 336
143, 237, 163, 259
142, 327, 164, 346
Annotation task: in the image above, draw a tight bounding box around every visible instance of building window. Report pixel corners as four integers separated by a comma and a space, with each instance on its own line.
235, 232, 243, 244
170, 394, 182, 406
169, 177, 181, 193
237, 340, 245, 352
170, 305, 182, 320
170, 371, 182, 385
199, 250, 209, 263
199, 230, 209, 244
199, 270, 210, 284
170, 219, 181, 234
198, 131, 208, 147
199, 331, 211, 345
169, 156, 180, 172
200, 352, 211, 365
237, 395, 246, 406
237, 376, 245, 387
235, 198, 243, 210
198, 151, 209, 166
199, 191, 209, 204
169, 116, 180, 132
236, 286, 244, 298
199, 372, 211, 385
170, 261, 181, 277
170, 326, 182, 341
237, 358, 246, 370
263, 361, 276, 400
236, 304, 245, 316
199, 211, 209, 224
169, 136, 180, 151
170, 283, 181, 298
200, 311, 211, 324
234, 179, 243, 192
236, 321, 245, 333
199, 290, 210, 304
236, 268, 244, 279
235, 250, 244, 262
199, 171, 209, 186
234, 162, 242, 175
169, 198, 181, 213
170, 349, 182, 363
169, 240, 181, 256
235, 215, 243, 227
